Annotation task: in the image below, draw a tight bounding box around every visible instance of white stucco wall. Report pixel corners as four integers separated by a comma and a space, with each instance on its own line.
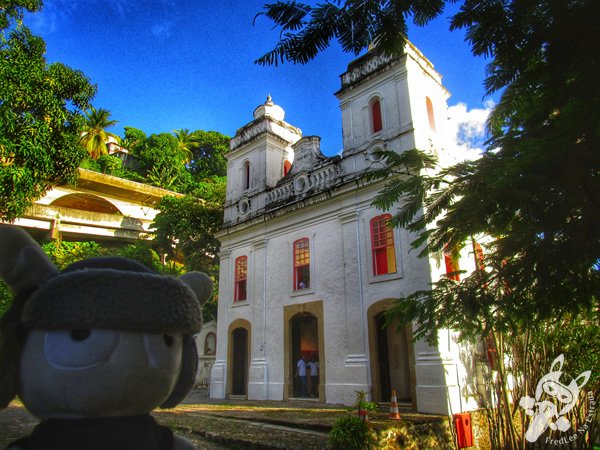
211, 44, 480, 415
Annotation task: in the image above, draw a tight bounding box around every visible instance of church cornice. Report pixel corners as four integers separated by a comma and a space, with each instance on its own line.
229, 117, 301, 151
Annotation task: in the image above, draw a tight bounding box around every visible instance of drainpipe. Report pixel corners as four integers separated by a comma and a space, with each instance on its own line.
263, 229, 268, 398
353, 155, 372, 398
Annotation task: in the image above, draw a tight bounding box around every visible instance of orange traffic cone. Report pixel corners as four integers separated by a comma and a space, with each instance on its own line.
389, 389, 401, 420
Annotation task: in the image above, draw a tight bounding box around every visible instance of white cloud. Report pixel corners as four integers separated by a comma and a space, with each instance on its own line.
26, 1, 79, 34
443, 100, 495, 162
25, 0, 136, 33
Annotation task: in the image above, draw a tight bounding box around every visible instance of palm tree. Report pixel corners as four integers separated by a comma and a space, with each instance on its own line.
80, 107, 120, 159
173, 129, 198, 164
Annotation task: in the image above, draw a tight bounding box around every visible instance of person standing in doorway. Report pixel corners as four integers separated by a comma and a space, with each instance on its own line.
295, 354, 307, 397
307, 356, 319, 397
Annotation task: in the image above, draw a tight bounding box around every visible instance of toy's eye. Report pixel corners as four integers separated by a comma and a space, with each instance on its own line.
45, 329, 120, 370
143, 333, 182, 372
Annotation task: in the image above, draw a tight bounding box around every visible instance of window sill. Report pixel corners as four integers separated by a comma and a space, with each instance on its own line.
232, 300, 250, 308
290, 287, 315, 298
368, 271, 402, 284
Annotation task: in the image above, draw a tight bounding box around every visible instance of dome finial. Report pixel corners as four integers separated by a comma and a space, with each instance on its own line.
253, 95, 285, 121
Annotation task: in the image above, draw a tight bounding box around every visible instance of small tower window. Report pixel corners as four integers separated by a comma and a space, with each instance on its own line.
371, 98, 383, 133
293, 238, 310, 290
426, 97, 436, 131
370, 214, 397, 276
234, 256, 247, 302
242, 161, 251, 190
283, 160, 292, 177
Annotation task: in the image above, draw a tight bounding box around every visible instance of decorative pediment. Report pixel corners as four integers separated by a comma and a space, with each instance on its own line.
288, 136, 327, 175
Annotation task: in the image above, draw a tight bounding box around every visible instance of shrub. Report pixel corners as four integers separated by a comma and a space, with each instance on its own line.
328, 415, 374, 450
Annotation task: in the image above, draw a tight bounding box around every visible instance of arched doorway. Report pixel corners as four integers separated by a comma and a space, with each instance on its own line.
231, 328, 248, 395
291, 312, 319, 398
283, 301, 324, 401
227, 319, 251, 398
368, 301, 415, 404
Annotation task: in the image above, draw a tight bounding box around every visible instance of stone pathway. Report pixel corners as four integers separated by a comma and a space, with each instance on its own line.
0, 392, 437, 449
0, 403, 230, 450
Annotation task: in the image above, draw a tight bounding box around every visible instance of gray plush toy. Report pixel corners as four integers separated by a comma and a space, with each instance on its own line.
0, 224, 212, 450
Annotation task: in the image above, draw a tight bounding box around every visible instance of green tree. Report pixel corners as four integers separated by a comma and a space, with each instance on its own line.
0, 3, 96, 222
0, 0, 42, 29
79, 106, 120, 159
133, 132, 191, 190
188, 130, 228, 179
151, 178, 225, 320
173, 128, 198, 164
255, 0, 442, 66
121, 126, 147, 152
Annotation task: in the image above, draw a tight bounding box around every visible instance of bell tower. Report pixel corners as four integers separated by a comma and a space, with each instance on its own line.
224, 96, 302, 226
336, 43, 449, 166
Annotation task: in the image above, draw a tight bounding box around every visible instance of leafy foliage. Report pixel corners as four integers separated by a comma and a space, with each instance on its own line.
41, 240, 106, 270
132, 133, 189, 190
80, 155, 123, 175
122, 126, 147, 152
0, 21, 95, 221
369, 0, 600, 345
173, 128, 197, 164
0, 0, 41, 30
79, 107, 120, 159
152, 190, 223, 277
187, 130, 228, 179
255, 0, 445, 65
151, 179, 225, 321
328, 415, 374, 450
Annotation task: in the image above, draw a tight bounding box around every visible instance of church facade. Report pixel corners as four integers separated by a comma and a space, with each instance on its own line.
210, 43, 482, 415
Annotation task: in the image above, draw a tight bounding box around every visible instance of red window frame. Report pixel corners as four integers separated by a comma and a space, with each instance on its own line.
473, 242, 485, 271
372, 99, 382, 133
370, 214, 397, 276
443, 246, 460, 281
293, 238, 310, 290
243, 161, 250, 190
234, 256, 247, 302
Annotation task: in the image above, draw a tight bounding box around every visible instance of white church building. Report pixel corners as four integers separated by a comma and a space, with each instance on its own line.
209, 43, 483, 415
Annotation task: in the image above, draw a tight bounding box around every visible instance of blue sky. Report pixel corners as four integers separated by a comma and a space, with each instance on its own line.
25, 0, 495, 156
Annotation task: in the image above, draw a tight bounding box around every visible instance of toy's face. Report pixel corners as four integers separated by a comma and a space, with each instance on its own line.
19, 329, 183, 420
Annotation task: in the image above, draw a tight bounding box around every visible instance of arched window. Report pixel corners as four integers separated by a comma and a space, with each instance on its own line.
293, 238, 310, 290
371, 98, 383, 133
242, 161, 251, 190
204, 332, 216, 355
234, 256, 248, 302
283, 160, 292, 177
370, 214, 396, 276
426, 97, 436, 131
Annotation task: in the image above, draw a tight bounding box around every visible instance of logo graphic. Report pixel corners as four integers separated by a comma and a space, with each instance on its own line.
519, 354, 591, 443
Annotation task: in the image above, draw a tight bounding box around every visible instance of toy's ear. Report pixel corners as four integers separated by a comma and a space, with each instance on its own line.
0, 225, 58, 409
179, 272, 213, 306
0, 225, 58, 295
160, 335, 198, 408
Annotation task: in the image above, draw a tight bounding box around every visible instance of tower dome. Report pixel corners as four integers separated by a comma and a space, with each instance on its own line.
253, 95, 285, 121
